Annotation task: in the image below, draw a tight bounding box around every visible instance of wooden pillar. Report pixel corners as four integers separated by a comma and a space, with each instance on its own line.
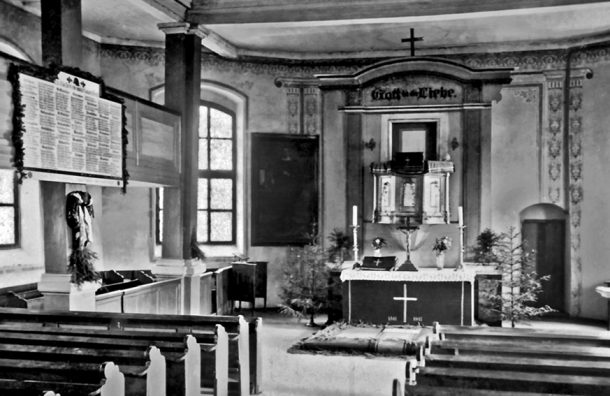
345, 113, 363, 260
41, 0, 83, 68
154, 22, 205, 314
37, 0, 98, 310
462, 108, 483, 252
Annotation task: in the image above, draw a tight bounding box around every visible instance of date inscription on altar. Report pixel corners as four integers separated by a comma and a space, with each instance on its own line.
387, 315, 424, 323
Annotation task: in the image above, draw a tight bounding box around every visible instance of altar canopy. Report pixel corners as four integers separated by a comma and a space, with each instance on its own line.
341, 268, 474, 326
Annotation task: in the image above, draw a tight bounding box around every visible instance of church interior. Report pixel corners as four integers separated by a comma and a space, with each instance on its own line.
2, 0, 610, 395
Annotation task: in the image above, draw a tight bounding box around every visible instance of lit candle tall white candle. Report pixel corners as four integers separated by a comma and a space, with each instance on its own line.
352, 205, 358, 226
458, 206, 463, 227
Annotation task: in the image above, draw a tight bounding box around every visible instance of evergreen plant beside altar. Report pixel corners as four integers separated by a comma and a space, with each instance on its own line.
480, 227, 555, 328
326, 228, 351, 265
473, 228, 502, 264
279, 227, 331, 326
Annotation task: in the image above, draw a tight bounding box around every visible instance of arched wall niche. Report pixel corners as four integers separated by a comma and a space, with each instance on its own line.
520, 203, 567, 221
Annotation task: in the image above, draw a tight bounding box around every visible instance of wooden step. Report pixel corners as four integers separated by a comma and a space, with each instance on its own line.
417, 366, 610, 394
404, 384, 588, 396
438, 325, 610, 339
432, 339, 610, 360
425, 353, 610, 376
439, 326, 610, 347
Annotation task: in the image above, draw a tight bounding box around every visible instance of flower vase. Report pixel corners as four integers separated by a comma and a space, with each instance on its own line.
374, 249, 381, 257
435, 253, 445, 270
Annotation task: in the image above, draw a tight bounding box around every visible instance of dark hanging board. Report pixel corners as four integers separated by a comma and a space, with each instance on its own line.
251, 133, 319, 246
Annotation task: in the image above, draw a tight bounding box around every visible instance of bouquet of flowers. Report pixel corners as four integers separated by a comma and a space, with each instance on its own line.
371, 237, 387, 250
432, 236, 452, 256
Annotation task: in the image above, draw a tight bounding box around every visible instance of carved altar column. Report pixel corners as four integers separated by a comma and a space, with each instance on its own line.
153, 22, 205, 314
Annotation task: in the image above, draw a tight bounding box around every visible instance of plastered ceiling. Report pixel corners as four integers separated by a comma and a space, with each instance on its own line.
7, 0, 610, 59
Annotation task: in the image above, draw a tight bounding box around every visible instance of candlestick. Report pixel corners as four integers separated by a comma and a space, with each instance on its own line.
351, 224, 360, 262
352, 205, 358, 227
458, 206, 463, 227
456, 213, 465, 271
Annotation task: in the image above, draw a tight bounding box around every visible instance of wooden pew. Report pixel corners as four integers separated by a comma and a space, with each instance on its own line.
0, 342, 164, 396
0, 361, 125, 396
402, 325, 610, 395
0, 324, 226, 396
0, 308, 259, 395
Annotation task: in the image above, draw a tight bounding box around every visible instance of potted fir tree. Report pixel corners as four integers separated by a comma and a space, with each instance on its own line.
279, 227, 331, 327
480, 227, 555, 327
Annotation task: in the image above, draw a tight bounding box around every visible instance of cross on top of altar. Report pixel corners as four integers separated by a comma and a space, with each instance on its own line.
401, 28, 423, 56
393, 283, 418, 323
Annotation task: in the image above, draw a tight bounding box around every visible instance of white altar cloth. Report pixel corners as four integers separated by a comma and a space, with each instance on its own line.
340, 268, 477, 283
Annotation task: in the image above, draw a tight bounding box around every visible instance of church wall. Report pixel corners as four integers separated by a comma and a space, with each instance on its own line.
99, 187, 154, 270
578, 58, 610, 320
0, 1, 42, 64
490, 84, 542, 232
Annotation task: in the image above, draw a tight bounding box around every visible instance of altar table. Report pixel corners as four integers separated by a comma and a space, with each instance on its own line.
340, 268, 475, 326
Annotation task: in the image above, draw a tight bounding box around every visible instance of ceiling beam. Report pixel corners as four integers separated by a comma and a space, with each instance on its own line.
199, 26, 239, 58
188, 0, 608, 24
139, 0, 189, 21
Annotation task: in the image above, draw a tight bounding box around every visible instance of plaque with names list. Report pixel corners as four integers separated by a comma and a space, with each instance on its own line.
11, 65, 125, 187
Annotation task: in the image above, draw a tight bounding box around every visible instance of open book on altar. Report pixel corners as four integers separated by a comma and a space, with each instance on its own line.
359, 256, 398, 271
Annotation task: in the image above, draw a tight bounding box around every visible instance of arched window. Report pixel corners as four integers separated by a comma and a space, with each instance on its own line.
197, 102, 236, 243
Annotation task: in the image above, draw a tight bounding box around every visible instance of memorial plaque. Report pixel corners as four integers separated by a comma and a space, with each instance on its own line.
11, 65, 125, 186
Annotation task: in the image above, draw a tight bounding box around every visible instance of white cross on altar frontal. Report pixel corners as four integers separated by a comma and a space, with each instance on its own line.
393, 283, 418, 323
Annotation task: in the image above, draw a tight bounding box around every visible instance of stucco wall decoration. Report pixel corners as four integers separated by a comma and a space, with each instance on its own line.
545, 74, 565, 205
275, 77, 321, 135
568, 70, 591, 315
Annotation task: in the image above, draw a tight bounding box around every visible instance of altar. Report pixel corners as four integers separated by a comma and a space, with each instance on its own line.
341, 268, 475, 326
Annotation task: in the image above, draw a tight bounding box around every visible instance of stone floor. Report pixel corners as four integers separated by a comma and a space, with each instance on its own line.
254, 310, 609, 396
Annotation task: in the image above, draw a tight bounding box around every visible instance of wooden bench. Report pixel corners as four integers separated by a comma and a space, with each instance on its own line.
0, 360, 125, 396
397, 325, 610, 395
0, 341, 165, 396
0, 325, 225, 396
0, 307, 261, 395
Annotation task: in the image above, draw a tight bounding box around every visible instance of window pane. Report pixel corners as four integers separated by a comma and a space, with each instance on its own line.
198, 139, 208, 170
0, 207, 15, 245
210, 139, 232, 170
197, 178, 208, 210
210, 108, 232, 138
199, 106, 208, 138
0, 171, 14, 203
210, 178, 232, 209
197, 210, 208, 242
210, 212, 232, 241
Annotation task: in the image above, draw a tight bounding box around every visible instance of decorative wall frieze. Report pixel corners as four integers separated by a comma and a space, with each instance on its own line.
543, 74, 565, 206
303, 87, 321, 135
286, 87, 300, 134
567, 72, 588, 316
454, 50, 567, 72
511, 87, 539, 103
275, 77, 321, 135
100, 45, 165, 67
